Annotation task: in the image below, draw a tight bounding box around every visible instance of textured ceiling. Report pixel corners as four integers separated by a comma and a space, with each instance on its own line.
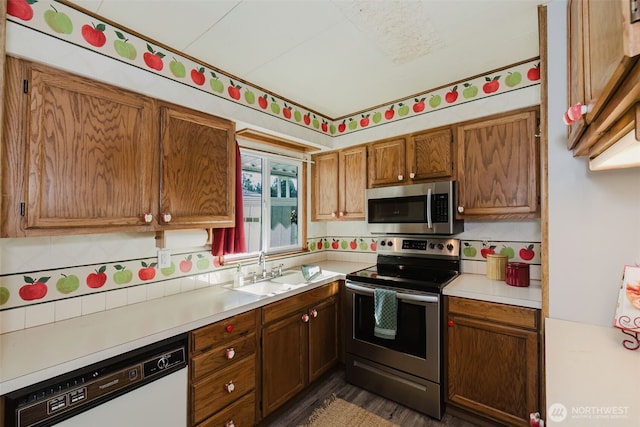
68, 0, 544, 118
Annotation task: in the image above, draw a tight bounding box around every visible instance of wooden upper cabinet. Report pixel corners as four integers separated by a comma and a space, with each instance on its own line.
1, 56, 236, 237
4, 58, 158, 234
338, 145, 366, 219
367, 137, 406, 187
311, 151, 339, 221
158, 103, 235, 228
312, 145, 366, 221
407, 127, 453, 181
456, 107, 540, 219
567, 0, 640, 153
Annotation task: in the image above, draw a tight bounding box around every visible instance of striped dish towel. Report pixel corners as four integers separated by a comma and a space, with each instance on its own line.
374, 288, 397, 339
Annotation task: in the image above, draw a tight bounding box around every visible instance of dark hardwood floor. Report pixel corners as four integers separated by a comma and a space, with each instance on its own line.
260, 367, 478, 427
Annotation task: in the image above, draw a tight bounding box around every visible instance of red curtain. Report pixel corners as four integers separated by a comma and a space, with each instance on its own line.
212, 141, 246, 257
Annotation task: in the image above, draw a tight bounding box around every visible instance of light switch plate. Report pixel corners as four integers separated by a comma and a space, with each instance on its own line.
157, 249, 171, 269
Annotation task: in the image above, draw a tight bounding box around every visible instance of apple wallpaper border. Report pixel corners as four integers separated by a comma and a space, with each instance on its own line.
7, 0, 540, 136
0, 238, 540, 312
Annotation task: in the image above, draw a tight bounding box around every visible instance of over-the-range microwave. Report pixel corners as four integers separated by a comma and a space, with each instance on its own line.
365, 180, 463, 235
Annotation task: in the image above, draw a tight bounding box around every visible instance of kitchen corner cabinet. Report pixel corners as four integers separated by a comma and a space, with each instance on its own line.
311, 145, 366, 221
1, 56, 235, 237
567, 0, 640, 155
456, 107, 540, 220
367, 127, 453, 188
445, 296, 541, 426
189, 309, 259, 427
261, 282, 339, 417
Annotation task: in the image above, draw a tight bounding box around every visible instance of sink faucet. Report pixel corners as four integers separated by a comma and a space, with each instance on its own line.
258, 251, 267, 278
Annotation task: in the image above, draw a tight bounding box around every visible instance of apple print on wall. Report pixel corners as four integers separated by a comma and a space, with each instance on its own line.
56, 274, 80, 294
44, 5, 72, 34
113, 31, 137, 60
81, 22, 106, 47
482, 75, 500, 94
86, 266, 107, 288
8, 0, 36, 21
114, 265, 134, 284
0, 287, 10, 305
143, 44, 165, 71
20, 276, 49, 301
138, 261, 157, 281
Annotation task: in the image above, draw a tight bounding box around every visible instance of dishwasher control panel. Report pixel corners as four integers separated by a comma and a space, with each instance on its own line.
4, 334, 187, 427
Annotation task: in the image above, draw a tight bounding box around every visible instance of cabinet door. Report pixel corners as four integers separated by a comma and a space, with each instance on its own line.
456, 108, 539, 219
567, 0, 587, 149
447, 314, 539, 426
24, 63, 156, 230
159, 103, 235, 228
308, 296, 339, 382
261, 311, 307, 416
567, 0, 639, 151
311, 152, 339, 220
367, 138, 406, 187
407, 128, 453, 181
338, 145, 367, 219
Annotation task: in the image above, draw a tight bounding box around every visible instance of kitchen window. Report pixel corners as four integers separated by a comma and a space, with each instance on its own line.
240, 148, 302, 255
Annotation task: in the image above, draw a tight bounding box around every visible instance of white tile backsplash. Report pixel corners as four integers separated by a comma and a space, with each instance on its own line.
164, 280, 182, 296
0, 307, 25, 333
55, 298, 82, 321
105, 289, 128, 310
127, 285, 147, 305
147, 282, 165, 300
25, 303, 55, 328
81, 293, 106, 315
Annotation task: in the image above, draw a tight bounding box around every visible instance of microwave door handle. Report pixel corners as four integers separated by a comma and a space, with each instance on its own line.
346, 282, 439, 304
426, 188, 433, 229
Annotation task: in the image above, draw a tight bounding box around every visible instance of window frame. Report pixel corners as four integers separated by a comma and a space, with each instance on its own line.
222, 145, 308, 264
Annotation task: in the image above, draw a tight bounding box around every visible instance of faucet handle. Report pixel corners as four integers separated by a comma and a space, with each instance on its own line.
278, 264, 284, 276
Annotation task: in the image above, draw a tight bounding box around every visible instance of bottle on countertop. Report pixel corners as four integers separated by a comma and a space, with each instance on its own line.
233, 264, 244, 288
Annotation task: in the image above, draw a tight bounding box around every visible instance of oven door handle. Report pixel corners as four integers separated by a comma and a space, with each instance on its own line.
346, 282, 439, 304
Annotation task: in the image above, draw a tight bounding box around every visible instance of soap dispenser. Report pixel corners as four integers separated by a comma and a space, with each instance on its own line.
233, 264, 244, 288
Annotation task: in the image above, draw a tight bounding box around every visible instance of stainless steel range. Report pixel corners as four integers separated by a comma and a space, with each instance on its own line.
344, 236, 460, 420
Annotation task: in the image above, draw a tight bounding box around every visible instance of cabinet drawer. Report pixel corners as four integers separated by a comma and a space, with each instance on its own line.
191, 310, 257, 353
447, 296, 538, 330
191, 356, 255, 425
262, 281, 339, 324
191, 333, 256, 381
196, 391, 255, 427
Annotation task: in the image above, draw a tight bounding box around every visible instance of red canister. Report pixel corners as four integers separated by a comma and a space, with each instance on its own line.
505, 262, 530, 287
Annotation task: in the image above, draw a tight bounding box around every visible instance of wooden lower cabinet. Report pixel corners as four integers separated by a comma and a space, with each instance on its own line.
445, 296, 541, 426
261, 282, 339, 417
189, 309, 259, 427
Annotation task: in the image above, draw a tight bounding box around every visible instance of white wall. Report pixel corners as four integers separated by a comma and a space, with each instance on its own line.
547, 0, 640, 326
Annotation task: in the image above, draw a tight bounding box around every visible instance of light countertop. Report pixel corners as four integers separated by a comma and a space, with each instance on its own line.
1, 262, 540, 395
443, 273, 542, 309
545, 318, 640, 426
0, 261, 370, 395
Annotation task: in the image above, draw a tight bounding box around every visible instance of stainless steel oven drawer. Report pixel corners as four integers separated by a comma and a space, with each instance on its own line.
345, 354, 442, 420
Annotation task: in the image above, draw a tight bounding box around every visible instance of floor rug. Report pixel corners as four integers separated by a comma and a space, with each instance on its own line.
302, 394, 400, 427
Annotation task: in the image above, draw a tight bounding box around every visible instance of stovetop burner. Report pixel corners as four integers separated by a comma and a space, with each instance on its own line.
345, 236, 461, 293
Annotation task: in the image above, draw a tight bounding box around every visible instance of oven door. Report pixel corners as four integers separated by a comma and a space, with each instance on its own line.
345, 280, 440, 383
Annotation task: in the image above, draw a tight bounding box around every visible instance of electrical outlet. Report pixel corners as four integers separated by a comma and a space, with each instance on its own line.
157, 249, 172, 269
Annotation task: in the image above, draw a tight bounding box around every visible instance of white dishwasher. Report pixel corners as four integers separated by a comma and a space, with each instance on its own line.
4, 334, 188, 427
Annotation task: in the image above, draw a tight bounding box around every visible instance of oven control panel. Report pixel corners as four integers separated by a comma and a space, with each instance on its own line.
376, 237, 459, 257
